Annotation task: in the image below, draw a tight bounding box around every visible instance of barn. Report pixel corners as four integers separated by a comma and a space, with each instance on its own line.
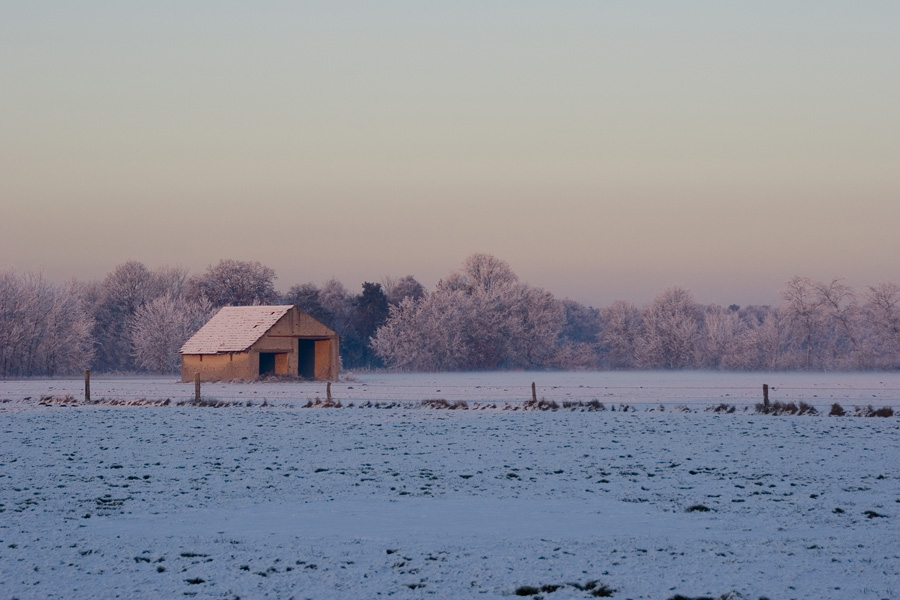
180, 305, 339, 382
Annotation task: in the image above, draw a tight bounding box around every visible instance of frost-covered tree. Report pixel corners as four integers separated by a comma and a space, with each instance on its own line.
636, 287, 702, 369
12, 258, 900, 375
382, 275, 426, 306
318, 278, 354, 335
372, 288, 477, 371
552, 299, 601, 369
130, 295, 213, 374
810, 279, 867, 369
461, 253, 519, 294
187, 259, 277, 308
85, 262, 198, 373
0, 271, 94, 377
598, 300, 642, 369
153, 265, 190, 300
373, 254, 564, 371
0, 271, 29, 376
862, 283, 900, 369
559, 299, 602, 346
85, 261, 161, 372
733, 310, 780, 370
697, 306, 753, 369
40, 280, 96, 376
780, 277, 828, 370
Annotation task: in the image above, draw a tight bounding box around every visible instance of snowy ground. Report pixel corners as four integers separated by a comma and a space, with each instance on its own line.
1, 373, 899, 599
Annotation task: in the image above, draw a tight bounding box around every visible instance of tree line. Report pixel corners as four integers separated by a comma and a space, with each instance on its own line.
2, 254, 899, 377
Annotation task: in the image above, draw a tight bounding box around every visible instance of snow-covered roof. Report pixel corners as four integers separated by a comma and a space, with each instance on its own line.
180, 305, 294, 355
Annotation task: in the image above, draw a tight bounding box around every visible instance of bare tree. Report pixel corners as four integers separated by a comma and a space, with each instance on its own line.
780, 276, 826, 370
811, 279, 867, 369
461, 253, 518, 294
382, 275, 426, 306
187, 259, 277, 308
283, 283, 327, 321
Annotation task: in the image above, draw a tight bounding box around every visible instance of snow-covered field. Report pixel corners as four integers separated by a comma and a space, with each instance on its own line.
1, 372, 899, 599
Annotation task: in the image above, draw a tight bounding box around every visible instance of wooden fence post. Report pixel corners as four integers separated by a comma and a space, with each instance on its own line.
763, 384, 769, 407
327, 381, 332, 403
195, 373, 201, 405
531, 382, 537, 403
84, 369, 90, 403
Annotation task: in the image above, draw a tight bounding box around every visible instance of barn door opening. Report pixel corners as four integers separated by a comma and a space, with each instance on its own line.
260, 352, 289, 376
259, 352, 276, 376
297, 339, 315, 379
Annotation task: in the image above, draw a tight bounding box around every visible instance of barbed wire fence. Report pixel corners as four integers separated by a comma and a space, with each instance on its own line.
3, 372, 899, 413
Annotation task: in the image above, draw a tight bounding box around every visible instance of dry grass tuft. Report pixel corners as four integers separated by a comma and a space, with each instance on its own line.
562, 400, 606, 411
421, 399, 468, 410
522, 398, 560, 411
301, 398, 342, 409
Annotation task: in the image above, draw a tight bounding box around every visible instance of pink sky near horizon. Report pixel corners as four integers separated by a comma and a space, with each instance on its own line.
2, 3, 898, 307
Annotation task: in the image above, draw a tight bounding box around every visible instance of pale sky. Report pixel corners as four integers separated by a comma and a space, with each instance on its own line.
2, 2, 898, 307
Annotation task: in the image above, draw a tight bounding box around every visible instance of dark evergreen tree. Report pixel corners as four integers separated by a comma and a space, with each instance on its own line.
283, 283, 332, 327
342, 282, 390, 369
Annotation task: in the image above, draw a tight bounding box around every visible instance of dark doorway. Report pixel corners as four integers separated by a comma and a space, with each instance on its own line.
259, 352, 276, 376
298, 339, 315, 379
